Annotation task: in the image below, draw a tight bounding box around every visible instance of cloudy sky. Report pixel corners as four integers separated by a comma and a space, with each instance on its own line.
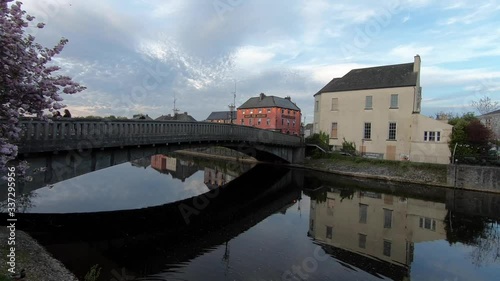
22, 0, 500, 122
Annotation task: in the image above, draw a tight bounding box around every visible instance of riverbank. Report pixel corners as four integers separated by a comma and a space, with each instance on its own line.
301, 156, 449, 187
0, 229, 78, 281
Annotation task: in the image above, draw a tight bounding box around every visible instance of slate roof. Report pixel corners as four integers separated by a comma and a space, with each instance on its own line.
205, 111, 236, 120
315, 62, 417, 96
238, 94, 300, 111
481, 109, 500, 116
155, 113, 197, 122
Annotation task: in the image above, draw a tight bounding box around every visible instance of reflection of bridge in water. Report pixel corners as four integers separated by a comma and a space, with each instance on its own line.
2, 165, 303, 279
11, 119, 305, 163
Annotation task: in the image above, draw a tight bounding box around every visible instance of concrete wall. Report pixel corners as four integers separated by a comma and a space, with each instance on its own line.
410, 114, 453, 164
448, 165, 500, 192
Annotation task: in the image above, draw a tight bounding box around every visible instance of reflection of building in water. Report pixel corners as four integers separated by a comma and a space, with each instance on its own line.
130, 157, 151, 169
308, 187, 447, 281
204, 168, 236, 190
150, 155, 199, 182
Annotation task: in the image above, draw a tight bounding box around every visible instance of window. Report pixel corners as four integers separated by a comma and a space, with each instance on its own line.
358, 234, 367, 249
282, 119, 284, 125
429, 131, 435, 141
258, 118, 261, 125
267, 108, 271, 113
365, 96, 373, 109
359, 204, 368, 224
249, 118, 253, 125
267, 119, 270, 125
326, 226, 333, 239
287, 120, 290, 127
390, 94, 398, 108
388, 122, 397, 140
242, 110, 246, 114
293, 120, 296, 127
331, 122, 338, 138
424, 131, 441, 142
241, 119, 244, 125
331, 98, 338, 111
315, 101, 319, 112
258, 109, 262, 113
364, 122, 371, 139
383, 240, 392, 257
281, 109, 284, 114
419, 217, 436, 231
250, 109, 253, 114
384, 209, 393, 229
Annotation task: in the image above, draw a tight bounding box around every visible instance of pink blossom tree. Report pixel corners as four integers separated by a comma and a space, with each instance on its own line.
0, 0, 85, 175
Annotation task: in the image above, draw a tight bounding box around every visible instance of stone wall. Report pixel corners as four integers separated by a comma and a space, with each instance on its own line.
448, 165, 500, 192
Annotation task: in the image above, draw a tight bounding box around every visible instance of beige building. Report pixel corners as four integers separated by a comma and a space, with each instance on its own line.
308, 187, 447, 280
313, 56, 453, 164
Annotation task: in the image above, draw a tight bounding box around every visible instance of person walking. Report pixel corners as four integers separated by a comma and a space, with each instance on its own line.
63, 109, 72, 118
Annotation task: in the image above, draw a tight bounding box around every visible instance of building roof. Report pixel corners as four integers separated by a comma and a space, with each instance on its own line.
238, 93, 300, 111
132, 114, 153, 120
481, 109, 500, 116
315, 62, 417, 96
205, 111, 236, 120
155, 112, 197, 122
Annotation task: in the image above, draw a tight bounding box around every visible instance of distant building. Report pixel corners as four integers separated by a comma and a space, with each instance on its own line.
478, 109, 500, 140
304, 123, 314, 138
132, 114, 153, 120
313, 55, 452, 164
205, 111, 237, 123
237, 93, 302, 135
156, 112, 197, 122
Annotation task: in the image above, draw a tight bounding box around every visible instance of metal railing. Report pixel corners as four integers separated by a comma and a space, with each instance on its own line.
6, 118, 302, 153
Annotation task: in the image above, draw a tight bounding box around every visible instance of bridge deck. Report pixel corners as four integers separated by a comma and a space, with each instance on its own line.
8, 119, 303, 155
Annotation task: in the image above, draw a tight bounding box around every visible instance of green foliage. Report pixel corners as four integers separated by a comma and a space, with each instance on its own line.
448, 112, 494, 162
341, 137, 357, 155
305, 131, 330, 151
84, 264, 101, 281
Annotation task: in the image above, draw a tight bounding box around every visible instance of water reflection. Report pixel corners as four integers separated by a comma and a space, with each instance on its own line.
1, 151, 500, 281
0, 151, 254, 213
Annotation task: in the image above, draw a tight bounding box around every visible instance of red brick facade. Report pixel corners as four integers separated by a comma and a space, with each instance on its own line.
237, 94, 301, 135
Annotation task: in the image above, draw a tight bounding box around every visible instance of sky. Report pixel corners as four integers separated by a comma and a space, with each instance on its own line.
20, 0, 500, 122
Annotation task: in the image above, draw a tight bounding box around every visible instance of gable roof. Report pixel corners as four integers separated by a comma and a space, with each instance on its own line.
206, 111, 236, 120
238, 94, 300, 111
315, 62, 417, 96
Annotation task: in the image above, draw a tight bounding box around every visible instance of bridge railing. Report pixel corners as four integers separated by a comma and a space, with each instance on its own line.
6, 118, 302, 153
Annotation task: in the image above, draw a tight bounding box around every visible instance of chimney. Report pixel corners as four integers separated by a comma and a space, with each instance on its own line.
285, 96, 291, 100
259, 93, 265, 100
414, 54, 421, 73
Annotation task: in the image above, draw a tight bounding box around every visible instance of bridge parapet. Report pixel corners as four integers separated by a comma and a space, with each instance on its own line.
7, 119, 302, 155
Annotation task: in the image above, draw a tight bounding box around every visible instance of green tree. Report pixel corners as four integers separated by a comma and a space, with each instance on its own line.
305, 131, 330, 151
449, 112, 494, 162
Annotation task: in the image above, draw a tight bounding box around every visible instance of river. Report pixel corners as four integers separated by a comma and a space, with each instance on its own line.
1, 148, 500, 281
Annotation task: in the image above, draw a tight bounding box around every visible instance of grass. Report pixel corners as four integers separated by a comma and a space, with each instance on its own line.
308, 151, 449, 183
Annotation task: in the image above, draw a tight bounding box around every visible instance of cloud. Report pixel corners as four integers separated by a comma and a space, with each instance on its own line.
10, 0, 499, 122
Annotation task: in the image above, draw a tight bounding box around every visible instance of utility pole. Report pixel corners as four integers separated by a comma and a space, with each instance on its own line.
228, 81, 236, 124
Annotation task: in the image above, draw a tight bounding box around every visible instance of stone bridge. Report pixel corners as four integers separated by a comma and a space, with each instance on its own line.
11, 118, 305, 163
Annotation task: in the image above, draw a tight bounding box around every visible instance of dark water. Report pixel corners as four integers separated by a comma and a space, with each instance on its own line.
1, 149, 500, 281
